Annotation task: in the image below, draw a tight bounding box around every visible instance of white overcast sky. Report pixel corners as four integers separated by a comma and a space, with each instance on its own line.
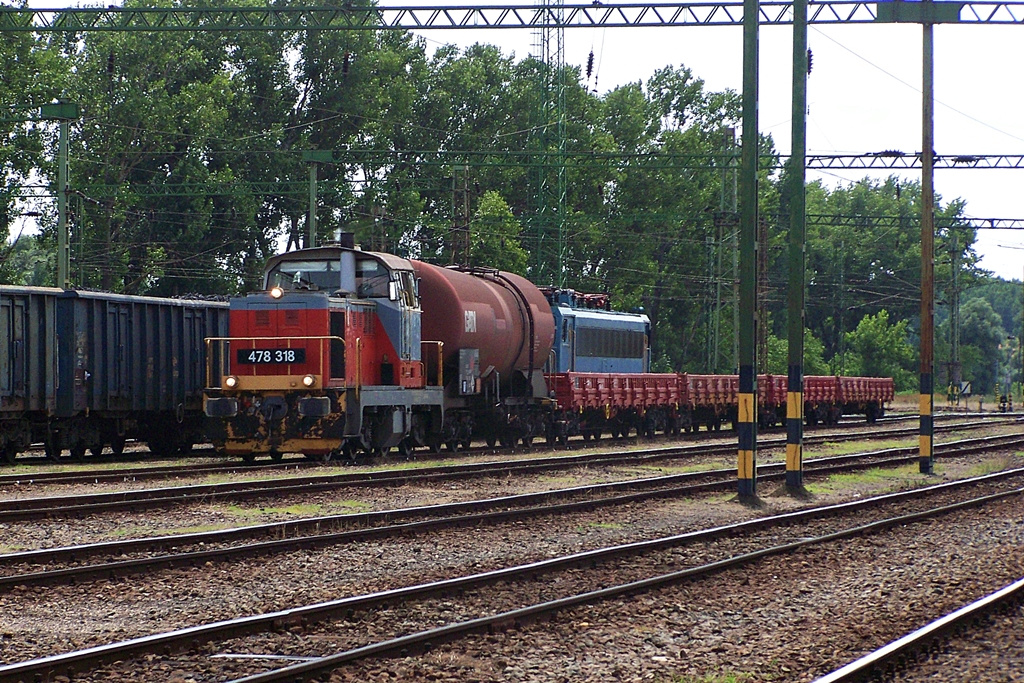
19, 3, 1024, 280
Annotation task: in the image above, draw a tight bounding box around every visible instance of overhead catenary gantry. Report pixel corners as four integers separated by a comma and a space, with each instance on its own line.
2, 2, 1023, 31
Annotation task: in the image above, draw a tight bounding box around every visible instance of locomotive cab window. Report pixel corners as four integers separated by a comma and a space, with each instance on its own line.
266, 260, 339, 291
356, 260, 391, 298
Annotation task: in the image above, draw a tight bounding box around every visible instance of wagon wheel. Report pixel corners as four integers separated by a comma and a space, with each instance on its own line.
89, 445, 104, 458
1, 445, 16, 465
304, 449, 332, 463
44, 438, 61, 462
445, 440, 459, 453
397, 438, 414, 459
241, 451, 257, 465
269, 448, 284, 462
69, 444, 87, 461
110, 436, 126, 456
485, 435, 497, 448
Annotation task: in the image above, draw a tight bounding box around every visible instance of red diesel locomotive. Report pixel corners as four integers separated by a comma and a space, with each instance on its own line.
202, 238, 555, 461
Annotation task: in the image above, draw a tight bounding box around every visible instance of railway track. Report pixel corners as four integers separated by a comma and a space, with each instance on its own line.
0, 415, 1007, 492
0, 411, 1002, 484
0, 436, 1015, 589
1, 466, 1019, 682
1, 431, 1022, 589
0, 423, 1018, 524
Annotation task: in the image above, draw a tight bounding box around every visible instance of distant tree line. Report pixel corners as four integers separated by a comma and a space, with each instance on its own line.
0, 0, 1012, 393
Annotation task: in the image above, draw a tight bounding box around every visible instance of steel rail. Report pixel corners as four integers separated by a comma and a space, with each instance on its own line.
3, 437, 1023, 590
813, 576, 1024, 682
2, 474, 1019, 683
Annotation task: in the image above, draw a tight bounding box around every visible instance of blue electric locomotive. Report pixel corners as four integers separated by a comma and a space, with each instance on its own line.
543, 289, 650, 374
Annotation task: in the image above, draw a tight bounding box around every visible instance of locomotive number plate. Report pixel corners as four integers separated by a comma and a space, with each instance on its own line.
236, 348, 306, 364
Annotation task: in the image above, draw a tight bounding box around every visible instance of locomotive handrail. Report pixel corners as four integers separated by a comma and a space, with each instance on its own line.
203, 335, 345, 389
355, 337, 361, 400
420, 340, 444, 388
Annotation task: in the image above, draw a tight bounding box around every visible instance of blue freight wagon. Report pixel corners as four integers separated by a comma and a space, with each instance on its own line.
0, 286, 229, 463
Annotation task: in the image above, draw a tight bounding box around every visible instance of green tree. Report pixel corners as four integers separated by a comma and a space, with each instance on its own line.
802, 177, 976, 362
0, 4, 66, 285
958, 298, 1006, 394
762, 329, 829, 376
468, 191, 528, 275
840, 310, 917, 390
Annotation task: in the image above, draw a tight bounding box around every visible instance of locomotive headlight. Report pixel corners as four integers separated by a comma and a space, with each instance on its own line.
302, 374, 316, 388
224, 375, 239, 389
269, 286, 284, 299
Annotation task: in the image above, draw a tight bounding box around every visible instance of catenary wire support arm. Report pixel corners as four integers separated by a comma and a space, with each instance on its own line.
2, 3, 1024, 32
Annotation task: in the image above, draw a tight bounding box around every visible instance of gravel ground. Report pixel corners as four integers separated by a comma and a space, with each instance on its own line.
892, 599, 1024, 682
0, 435, 1021, 680
1, 453, 1021, 669
306, 497, 1024, 683
37, 488, 1024, 682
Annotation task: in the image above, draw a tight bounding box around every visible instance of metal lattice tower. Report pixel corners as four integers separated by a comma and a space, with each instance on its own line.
530, 0, 567, 287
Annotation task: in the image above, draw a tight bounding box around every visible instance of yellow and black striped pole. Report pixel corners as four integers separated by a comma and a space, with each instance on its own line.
786, 0, 808, 491
737, 0, 759, 499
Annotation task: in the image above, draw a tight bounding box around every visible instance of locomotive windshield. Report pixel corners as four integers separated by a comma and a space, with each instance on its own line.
266, 259, 339, 291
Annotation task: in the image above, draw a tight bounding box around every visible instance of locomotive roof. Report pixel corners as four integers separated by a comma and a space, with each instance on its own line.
262, 246, 415, 285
